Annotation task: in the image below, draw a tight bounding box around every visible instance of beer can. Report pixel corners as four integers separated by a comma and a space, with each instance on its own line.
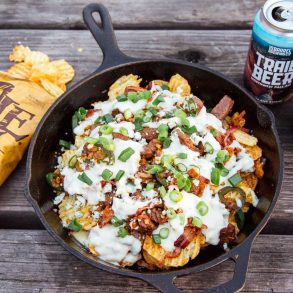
244, 0, 293, 104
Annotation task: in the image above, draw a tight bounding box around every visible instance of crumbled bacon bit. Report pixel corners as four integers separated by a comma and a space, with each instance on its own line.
174, 226, 198, 249
165, 247, 182, 258
219, 223, 236, 244
98, 206, 114, 228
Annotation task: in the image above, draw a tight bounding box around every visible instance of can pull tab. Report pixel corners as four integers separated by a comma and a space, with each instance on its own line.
272, 6, 293, 22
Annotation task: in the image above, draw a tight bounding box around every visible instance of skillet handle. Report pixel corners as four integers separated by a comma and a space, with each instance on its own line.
140, 239, 253, 293
83, 3, 136, 72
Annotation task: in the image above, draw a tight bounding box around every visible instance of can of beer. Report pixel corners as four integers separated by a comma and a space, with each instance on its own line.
244, 0, 293, 104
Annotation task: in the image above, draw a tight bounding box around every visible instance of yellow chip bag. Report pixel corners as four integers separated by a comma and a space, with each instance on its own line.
0, 72, 57, 185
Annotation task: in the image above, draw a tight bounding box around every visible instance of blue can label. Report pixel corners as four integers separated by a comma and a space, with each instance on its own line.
244, 31, 293, 104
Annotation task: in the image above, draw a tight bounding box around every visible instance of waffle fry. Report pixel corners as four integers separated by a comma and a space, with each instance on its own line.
24, 50, 50, 65
9, 45, 31, 62
40, 78, 65, 98
7, 63, 32, 79
234, 130, 258, 146
244, 144, 262, 160
169, 73, 191, 96
51, 59, 75, 84
108, 74, 142, 100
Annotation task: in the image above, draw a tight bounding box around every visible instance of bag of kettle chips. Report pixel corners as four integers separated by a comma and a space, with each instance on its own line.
0, 45, 76, 185
0, 72, 58, 185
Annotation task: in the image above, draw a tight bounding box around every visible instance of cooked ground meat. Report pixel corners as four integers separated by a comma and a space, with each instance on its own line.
176, 129, 199, 152
211, 95, 234, 120
112, 132, 131, 140
141, 139, 162, 160
219, 223, 236, 244
140, 127, 158, 142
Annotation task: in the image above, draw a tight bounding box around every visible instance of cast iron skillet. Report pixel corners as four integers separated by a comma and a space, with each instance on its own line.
25, 3, 283, 292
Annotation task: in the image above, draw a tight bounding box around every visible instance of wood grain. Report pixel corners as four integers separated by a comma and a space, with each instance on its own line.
0, 0, 265, 29
0, 231, 292, 292
0, 29, 292, 232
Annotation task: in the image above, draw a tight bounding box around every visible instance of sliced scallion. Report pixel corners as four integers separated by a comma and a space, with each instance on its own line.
161, 84, 169, 90
138, 90, 151, 100
124, 109, 132, 119
102, 114, 114, 123
192, 216, 202, 228
86, 137, 99, 145
59, 139, 71, 149
163, 138, 172, 148
166, 208, 176, 219
175, 109, 187, 120
176, 152, 187, 159
115, 170, 125, 181
216, 150, 230, 163
127, 92, 139, 103
228, 173, 242, 187
146, 165, 163, 174
169, 190, 183, 202
152, 234, 161, 244
77, 172, 93, 186
146, 182, 155, 191
67, 219, 82, 232
134, 118, 144, 131
118, 227, 129, 238
204, 142, 214, 154
100, 124, 113, 135
158, 124, 169, 142
159, 227, 169, 239
111, 216, 123, 227
118, 147, 135, 162
119, 127, 128, 136
116, 94, 127, 102
68, 155, 78, 168
196, 201, 209, 216
46, 172, 56, 187
159, 186, 167, 198
101, 169, 113, 181
152, 94, 164, 106
176, 163, 187, 172
179, 214, 185, 225
211, 167, 220, 185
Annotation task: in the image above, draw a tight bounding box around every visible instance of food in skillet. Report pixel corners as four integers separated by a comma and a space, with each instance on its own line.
47, 73, 264, 269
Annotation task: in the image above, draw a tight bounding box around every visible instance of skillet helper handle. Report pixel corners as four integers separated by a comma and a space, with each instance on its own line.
141, 239, 253, 293
206, 238, 253, 293
83, 3, 136, 72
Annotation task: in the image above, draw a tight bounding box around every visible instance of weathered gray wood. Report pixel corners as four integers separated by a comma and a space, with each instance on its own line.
0, 29, 292, 232
0, 0, 265, 29
0, 231, 292, 292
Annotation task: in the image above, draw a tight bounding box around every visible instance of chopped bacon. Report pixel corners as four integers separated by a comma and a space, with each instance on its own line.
124, 86, 145, 95
231, 110, 246, 127
174, 226, 198, 249
112, 132, 131, 141
176, 129, 199, 152
141, 139, 162, 160
140, 127, 158, 142
190, 176, 209, 196
211, 95, 234, 120
86, 109, 101, 118
187, 168, 199, 179
165, 247, 182, 258
98, 206, 114, 228
149, 208, 168, 224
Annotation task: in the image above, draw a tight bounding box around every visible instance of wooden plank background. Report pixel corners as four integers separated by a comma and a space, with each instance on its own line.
1, 0, 293, 291
0, 0, 264, 29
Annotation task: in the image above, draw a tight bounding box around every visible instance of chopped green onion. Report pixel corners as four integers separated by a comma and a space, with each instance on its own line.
169, 190, 183, 202
182, 125, 197, 135
124, 109, 132, 119
46, 172, 56, 187
176, 163, 187, 172
228, 173, 242, 187
68, 155, 78, 168
152, 94, 164, 106
148, 106, 158, 115
86, 137, 99, 145
134, 110, 145, 120
78, 172, 93, 186
161, 84, 169, 90
127, 92, 139, 103
118, 147, 135, 162
163, 138, 172, 148
72, 113, 79, 129
204, 142, 214, 154
176, 152, 187, 159
175, 109, 187, 120
143, 111, 153, 122
215, 163, 229, 177
175, 173, 187, 189
216, 150, 230, 163
192, 216, 202, 228
72, 107, 87, 129
102, 114, 114, 123
101, 169, 113, 181
146, 165, 163, 174
158, 124, 169, 141
159, 186, 167, 198
118, 227, 129, 238
99, 125, 113, 135
96, 137, 115, 151
146, 182, 155, 191
119, 127, 128, 136
211, 167, 220, 185
166, 208, 177, 219
183, 178, 192, 192
161, 155, 172, 168
196, 201, 209, 216
179, 214, 185, 225
116, 94, 127, 102
187, 98, 197, 114
111, 216, 123, 227
59, 139, 70, 149
134, 118, 144, 131
235, 209, 245, 230
210, 128, 217, 136
138, 90, 151, 100
159, 227, 169, 239
152, 234, 161, 244
67, 219, 82, 232
115, 170, 125, 181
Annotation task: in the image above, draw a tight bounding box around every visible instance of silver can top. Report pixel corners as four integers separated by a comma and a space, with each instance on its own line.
263, 0, 293, 31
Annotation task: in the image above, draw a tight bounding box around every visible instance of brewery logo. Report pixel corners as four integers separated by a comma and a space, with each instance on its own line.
0, 82, 35, 141
251, 51, 293, 88
268, 46, 291, 57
